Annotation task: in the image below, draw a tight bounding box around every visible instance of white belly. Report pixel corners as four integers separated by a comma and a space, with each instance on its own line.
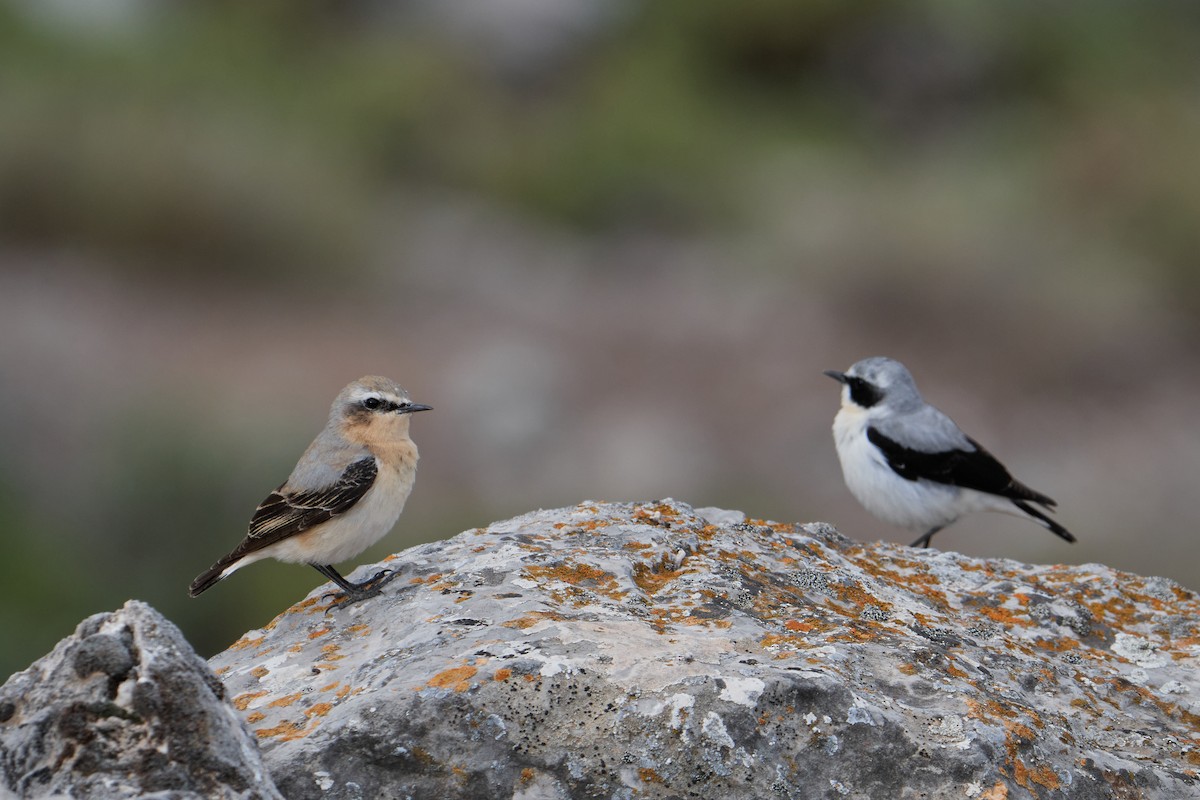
832, 407, 972, 532
284, 459, 415, 565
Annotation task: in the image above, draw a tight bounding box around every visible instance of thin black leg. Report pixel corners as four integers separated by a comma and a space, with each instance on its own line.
909, 526, 944, 548
310, 563, 395, 606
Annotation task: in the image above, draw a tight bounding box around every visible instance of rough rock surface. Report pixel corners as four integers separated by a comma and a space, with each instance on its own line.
0, 600, 281, 799
210, 500, 1200, 799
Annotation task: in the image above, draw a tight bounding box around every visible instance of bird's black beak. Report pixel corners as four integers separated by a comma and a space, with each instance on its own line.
401, 403, 433, 414
823, 370, 848, 384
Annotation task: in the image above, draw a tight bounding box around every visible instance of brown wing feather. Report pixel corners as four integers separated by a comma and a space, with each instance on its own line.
243, 456, 378, 547
192, 457, 378, 592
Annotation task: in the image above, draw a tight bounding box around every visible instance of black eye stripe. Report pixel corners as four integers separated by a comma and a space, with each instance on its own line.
848, 376, 884, 408
362, 397, 411, 412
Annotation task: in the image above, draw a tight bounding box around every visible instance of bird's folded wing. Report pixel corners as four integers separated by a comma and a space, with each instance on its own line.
227, 457, 379, 560
866, 426, 1054, 506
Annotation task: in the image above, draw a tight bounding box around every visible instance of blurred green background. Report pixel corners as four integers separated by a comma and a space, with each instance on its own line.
2, 0, 1199, 678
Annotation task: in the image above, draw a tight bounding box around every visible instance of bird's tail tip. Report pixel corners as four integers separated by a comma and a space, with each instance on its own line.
188, 565, 225, 597
1013, 499, 1076, 543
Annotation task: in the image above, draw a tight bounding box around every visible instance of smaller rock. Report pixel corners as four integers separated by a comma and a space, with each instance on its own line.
0, 600, 281, 799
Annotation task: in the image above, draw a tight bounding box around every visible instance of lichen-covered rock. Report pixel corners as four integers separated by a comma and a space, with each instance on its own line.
210, 500, 1200, 799
0, 600, 281, 799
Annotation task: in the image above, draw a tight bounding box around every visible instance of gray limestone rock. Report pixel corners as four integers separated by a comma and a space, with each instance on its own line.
208, 500, 1200, 799
0, 600, 281, 799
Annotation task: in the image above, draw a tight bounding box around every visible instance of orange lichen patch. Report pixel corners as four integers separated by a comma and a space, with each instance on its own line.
250, 666, 269, 679
827, 626, 879, 644
427, 664, 479, 692
345, 623, 370, 635
503, 610, 565, 629
255, 720, 311, 741
304, 702, 334, 718
229, 636, 265, 651
784, 619, 814, 633
1177, 706, 1200, 730
945, 663, 969, 679
623, 541, 653, 551
975, 604, 1032, 627
632, 559, 687, 596
1169, 584, 1196, 602
520, 768, 536, 784
1008, 721, 1036, 741
287, 643, 305, 653
410, 572, 443, 585
747, 518, 795, 535
1013, 759, 1061, 792
647, 608, 676, 634
966, 698, 1020, 721
336, 685, 353, 700
1084, 595, 1143, 631
979, 782, 1009, 800
523, 562, 625, 602
307, 628, 331, 640
232, 691, 268, 710
246, 711, 265, 723
268, 692, 303, 709
493, 668, 513, 682
1032, 636, 1081, 653
1001, 717, 1062, 792
320, 644, 345, 661
634, 502, 683, 520
830, 582, 888, 613
214, 666, 231, 676
897, 663, 919, 676
638, 767, 663, 784
713, 549, 745, 564
317, 681, 340, 692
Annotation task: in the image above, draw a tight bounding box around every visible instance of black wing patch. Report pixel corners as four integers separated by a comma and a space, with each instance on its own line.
866, 427, 1055, 507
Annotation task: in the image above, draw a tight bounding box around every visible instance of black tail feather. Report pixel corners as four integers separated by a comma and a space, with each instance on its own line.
1012, 499, 1076, 543
189, 560, 231, 597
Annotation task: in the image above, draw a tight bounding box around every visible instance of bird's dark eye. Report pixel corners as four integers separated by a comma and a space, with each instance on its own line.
847, 377, 884, 408
363, 397, 383, 410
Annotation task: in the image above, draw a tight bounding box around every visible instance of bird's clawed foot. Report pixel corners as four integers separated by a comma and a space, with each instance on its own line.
312, 564, 399, 611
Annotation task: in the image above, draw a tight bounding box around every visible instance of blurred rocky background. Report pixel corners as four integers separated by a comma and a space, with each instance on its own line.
1, 0, 1198, 678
